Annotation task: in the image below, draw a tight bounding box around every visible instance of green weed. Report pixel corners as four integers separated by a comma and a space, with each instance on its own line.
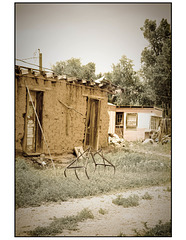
98, 208, 108, 215
112, 194, 140, 208
141, 192, 153, 200
28, 208, 94, 236
119, 220, 172, 237
134, 220, 172, 236
117, 232, 126, 236
164, 186, 171, 192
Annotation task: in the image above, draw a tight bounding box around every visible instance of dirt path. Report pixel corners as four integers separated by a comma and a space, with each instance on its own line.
16, 184, 171, 236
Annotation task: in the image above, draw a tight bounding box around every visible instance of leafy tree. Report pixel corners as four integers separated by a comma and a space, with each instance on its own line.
137, 69, 156, 106
96, 72, 103, 79
104, 72, 112, 81
140, 18, 171, 116
52, 58, 82, 77
110, 55, 146, 105
52, 58, 96, 80
81, 62, 96, 80
65, 58, 82, 77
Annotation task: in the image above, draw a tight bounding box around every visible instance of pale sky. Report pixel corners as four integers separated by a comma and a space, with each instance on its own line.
15, 3, 171, 74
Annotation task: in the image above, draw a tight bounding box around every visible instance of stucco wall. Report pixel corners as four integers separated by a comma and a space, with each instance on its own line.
15, 78, 27, 151
108, 110, 116, 134
107, 103, 117, 135
137, 113, 151, 129
124, 128, 146, 141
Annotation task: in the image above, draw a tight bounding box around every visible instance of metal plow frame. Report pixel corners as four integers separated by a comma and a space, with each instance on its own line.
64, 147, 91, 180
90, 148, 116, 174
64, 147, 115, 180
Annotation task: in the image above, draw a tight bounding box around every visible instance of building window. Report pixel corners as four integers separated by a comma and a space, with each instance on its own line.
115, 112, 124, 138
126, 113, 138, 129
116, 112, 123, 126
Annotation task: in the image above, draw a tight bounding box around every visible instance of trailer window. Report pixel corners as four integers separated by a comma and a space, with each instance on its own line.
126, 113, 138, 129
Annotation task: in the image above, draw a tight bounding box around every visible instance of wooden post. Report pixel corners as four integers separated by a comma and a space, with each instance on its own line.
38, 49, 42, 71
39, 53, 42, 71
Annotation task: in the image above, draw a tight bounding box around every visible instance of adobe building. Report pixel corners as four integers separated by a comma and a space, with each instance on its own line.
15, 66, 115, 155
108, 104, 163, 141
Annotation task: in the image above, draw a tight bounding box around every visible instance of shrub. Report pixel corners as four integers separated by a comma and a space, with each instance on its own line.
141, 192, 153, 200
112, 194, 140, 208
98, 208, 108, 215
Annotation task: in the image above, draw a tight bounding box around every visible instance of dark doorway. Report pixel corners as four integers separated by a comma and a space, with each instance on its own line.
25, 90, 43, 153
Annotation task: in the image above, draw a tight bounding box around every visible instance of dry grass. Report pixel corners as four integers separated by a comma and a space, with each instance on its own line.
16, 142, 171, 208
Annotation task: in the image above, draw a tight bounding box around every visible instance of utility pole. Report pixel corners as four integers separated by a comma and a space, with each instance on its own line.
38, 49, 42, 71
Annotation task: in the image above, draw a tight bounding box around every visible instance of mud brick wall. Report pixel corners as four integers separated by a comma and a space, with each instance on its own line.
15, 76, 27, 152
99, 98, 110, 147
15, 74, 58, 152
15, 71, 109, 155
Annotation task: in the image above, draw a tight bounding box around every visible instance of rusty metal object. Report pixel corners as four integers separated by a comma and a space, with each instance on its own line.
64, 147, 115, 180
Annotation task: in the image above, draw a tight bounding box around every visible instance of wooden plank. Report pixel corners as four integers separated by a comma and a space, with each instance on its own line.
46, 72, 54, 78
81, 79, 87, 84
90, 81, 96, 86
21, 69, 29, 75
74, 146, 85, 160
84, 98, 91, 147
90, 100, 96, 148
82, 94, 105, 100
19, 84, 52, 91
67, 77, 77, 82
58, 75, 67, 80
95, 100, 101, 150
23, 152, 41, 157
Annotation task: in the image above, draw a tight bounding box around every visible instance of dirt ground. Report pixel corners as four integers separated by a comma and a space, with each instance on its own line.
16, 184, 171, 237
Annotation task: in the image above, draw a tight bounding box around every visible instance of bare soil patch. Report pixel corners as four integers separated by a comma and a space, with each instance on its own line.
16, 184, 171, 236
